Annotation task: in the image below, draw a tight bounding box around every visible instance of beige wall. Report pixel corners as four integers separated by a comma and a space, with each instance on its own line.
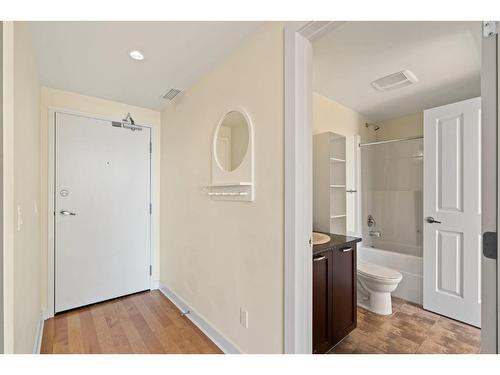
313, 92, 375, 141
160, 23, 284, 353
313, 92, 424, 142
376, 112, 423, 141
40, 87, 162, 313
1, 21, 43, 353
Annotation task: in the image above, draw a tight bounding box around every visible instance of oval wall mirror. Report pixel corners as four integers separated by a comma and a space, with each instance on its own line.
214, 110, 250, 172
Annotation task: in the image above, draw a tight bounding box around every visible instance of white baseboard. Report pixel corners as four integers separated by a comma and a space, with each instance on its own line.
158, 283, 241, 354
42, 309, 52, 321
33, 314, 44, 354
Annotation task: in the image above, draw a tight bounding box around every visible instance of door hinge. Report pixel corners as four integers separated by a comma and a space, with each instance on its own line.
149, 141, 152, 153
483, 21, 499, 38
149, 265, 152, 276
149, 203, 152, 214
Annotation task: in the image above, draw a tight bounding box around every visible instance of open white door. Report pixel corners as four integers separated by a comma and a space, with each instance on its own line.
55, 112, 151, 313
423, 97, 481, 327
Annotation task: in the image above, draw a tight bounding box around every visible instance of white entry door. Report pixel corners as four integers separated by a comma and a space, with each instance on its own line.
55, 112, 151, 313
423, 97, 481, 327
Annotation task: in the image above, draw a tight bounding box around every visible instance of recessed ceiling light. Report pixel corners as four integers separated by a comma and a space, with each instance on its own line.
129, 50, 144, 61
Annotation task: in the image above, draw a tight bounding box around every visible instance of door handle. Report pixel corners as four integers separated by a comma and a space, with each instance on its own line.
313, 255, 326, 262
60, 210, 76, 216
426, 216, 441, 224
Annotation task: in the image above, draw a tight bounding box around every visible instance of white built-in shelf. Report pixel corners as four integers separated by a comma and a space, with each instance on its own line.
330, 157, 346, 163
331, 214, 347, 219
314, 132, 347, 235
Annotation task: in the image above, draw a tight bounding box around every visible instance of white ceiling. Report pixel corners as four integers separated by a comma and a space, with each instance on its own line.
29, 22, 262, 110
313, 22, 481, 122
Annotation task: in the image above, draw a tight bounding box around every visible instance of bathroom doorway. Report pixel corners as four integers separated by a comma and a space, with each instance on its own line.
287, 21, 499, 353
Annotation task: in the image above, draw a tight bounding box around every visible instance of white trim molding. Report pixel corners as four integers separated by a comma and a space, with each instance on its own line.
150, 279, 160, 290
284, 25, 313, 354
33, 314, 44, 354
158, 283, 241, 354
284, 21, 339, 354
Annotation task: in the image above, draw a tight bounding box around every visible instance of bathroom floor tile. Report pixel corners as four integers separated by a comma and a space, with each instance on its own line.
330, 297, 480, 354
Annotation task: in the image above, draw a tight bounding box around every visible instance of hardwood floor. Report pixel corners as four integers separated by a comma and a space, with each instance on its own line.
330, 297, 481, 354
41, 290, 222, 354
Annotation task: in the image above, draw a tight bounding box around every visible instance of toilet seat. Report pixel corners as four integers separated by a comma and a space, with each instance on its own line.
358, 261, 402, 282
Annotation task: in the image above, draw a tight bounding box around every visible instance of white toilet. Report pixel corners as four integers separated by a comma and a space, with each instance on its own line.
357, 261, 403, 315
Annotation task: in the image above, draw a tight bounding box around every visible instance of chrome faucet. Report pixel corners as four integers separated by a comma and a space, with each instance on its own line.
367, 215, 381, 237
367, 214, 376, 228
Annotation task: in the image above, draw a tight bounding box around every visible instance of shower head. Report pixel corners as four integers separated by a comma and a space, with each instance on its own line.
365, 123, 380, 131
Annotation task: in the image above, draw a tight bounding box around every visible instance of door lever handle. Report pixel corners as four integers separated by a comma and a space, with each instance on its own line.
426, 216, 441, 224
60, 210, 76, 216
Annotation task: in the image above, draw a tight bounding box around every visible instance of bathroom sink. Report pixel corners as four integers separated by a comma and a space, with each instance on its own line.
312, 232, 330, 245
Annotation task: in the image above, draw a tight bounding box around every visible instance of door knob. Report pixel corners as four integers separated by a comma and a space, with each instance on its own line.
60, 210, 76, 216
426, 216, 441, 224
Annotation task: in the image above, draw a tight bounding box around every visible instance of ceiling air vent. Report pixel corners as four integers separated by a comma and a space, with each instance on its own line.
162, 88, 182, 101
371, 70, 418, 92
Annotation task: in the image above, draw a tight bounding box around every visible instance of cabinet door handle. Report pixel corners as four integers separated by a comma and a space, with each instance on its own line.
340, 247, 353, 253
313, 255, 326, 262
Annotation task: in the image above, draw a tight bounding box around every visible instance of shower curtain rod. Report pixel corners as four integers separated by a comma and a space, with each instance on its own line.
359, 135, 423, 147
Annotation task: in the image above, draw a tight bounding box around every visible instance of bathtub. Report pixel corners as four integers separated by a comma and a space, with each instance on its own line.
357, 244, 423, 305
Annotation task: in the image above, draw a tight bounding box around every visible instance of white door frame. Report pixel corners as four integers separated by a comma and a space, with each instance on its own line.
284, 21, 343, 354
497, 30, 500, 352
481, 27, 499, 353
45, 108, 155, 318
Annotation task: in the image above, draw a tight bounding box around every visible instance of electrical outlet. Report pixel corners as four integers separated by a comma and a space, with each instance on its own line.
240, 308, 249, 329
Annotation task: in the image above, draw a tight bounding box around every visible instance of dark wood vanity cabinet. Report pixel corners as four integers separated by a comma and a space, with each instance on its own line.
313, 234, 360, 354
